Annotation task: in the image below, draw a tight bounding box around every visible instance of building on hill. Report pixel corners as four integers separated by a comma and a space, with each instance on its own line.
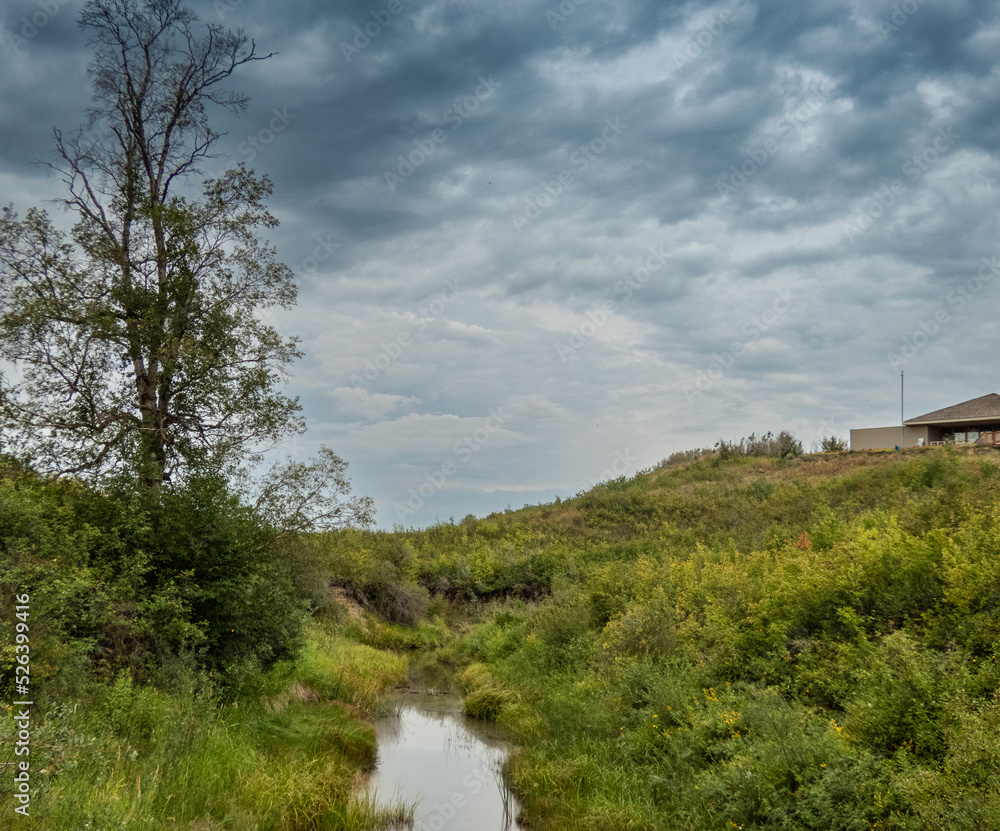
850, 393, 1000, 451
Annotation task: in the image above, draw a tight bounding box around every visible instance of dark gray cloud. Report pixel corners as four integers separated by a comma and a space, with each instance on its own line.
3, 0, 1000, 526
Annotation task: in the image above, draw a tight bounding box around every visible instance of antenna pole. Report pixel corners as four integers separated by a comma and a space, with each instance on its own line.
900, 371, 904, 449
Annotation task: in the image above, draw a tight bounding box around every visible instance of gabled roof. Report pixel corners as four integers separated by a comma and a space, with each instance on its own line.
905, 393, 1000, 426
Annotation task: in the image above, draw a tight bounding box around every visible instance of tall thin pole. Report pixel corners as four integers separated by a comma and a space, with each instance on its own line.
900, 371, 904, 449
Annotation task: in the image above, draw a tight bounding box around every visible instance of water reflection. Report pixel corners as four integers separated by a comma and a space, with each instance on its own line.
368, 693, 524, 831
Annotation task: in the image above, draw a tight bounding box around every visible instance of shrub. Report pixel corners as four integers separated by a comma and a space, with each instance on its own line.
531, 590, 591, 654
362, 563, 430, 625
695, 689, 887, 831
0, 462, 321, 691
601, 590, 678, 661
459, 606, 530, 663
819, 435, 850, 453
98, 670, 171, 741
842, 632, 952, 759
150, 473, 308, 673
715, 430, 803, 460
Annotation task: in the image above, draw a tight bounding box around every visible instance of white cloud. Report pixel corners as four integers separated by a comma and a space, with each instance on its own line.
329, 388, 419, 420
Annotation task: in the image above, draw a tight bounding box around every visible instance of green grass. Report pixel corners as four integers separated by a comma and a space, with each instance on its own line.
0, 621, 413, 830
350, 616, 452, 653
292, 620, 408, 714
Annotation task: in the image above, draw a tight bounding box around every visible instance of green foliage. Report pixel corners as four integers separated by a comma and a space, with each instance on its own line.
716, 430, 804, 460
0, 625, 411, 830
601, 589, 678, 661
291, 622, 407, 714
360, 559, 430, 625
99, 670, 171, 741
312, 530, 430, 624
820, 435, 850, 452
0, 462, 332, 702
842, 632, 954, 759
530, 579, 592, 662
577, 482, 659, 532
151, 473, 310, 672
421, 448, 1000, 830
459, 604, 531, 664
315, 523, 560, 605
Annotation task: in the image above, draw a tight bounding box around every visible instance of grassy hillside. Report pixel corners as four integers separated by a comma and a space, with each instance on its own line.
321, 446, 1000, 830
7, 446, 1000, 829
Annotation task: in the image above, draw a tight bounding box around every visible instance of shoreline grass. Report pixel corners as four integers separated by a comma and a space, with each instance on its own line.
0, 620, 413, 830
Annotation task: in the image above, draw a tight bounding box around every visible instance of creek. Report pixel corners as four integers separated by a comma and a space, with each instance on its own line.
366, 660, 526, 831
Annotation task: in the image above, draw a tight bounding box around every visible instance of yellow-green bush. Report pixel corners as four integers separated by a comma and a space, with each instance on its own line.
439, 449, 1000, 830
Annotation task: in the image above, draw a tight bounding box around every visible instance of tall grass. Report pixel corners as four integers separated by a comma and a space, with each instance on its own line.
0, 621, 413, 830
293, 621, 408, 714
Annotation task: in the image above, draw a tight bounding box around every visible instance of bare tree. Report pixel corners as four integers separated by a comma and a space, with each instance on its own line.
0, 0, 305, 501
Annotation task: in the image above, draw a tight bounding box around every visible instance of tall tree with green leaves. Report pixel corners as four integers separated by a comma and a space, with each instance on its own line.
0, 0, 307, 503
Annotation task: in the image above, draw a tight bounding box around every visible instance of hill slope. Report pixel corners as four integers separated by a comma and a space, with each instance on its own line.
322, 447, 1000, 830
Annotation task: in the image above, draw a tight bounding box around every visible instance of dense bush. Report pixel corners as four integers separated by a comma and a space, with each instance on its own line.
0, 463, 317, 694
435, 448, 1000, 830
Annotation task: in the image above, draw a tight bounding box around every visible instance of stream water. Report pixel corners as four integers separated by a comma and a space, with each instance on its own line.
366, 662, 526, 831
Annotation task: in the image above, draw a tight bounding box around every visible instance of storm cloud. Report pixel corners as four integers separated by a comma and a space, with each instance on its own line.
3, 0, 999, 526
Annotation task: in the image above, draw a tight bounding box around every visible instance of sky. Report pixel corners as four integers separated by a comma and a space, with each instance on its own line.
2, 0, 1000, 528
